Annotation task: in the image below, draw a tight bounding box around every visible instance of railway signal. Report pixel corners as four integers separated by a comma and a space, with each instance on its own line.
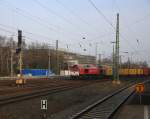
16, 30, 26, 87
16, 30, 22, 54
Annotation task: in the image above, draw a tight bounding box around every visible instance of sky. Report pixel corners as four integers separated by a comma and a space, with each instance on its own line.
0, 0, 150, 64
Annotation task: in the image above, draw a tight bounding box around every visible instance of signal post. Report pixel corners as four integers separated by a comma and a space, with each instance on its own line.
16, 30, 26, 87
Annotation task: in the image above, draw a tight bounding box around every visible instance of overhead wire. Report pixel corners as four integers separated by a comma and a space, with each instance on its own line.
0, 24, 87, 54
55, 0, 101, 34
88, 0, 138, 53
0, 25, 56, 44
1, 0, 116, 54
114, 0, 146, 62
88, 0, 115, 29
1, 0, 88, 42
33, 0, 88, 36
0, 23, 57, 42
1, 0, 141, 57
0, 21, 112, 56
0, 0, 58, 32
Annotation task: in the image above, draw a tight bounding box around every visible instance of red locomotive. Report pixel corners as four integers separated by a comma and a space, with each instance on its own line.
70, 64, 103, 79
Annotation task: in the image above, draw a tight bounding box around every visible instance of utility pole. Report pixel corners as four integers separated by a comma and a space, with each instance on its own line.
123, 51, 129, 68
56, 40, 59, 75
115, 13, 120, 84
98, 54, 101, 66
130, 52, 134, 68
120, 55, 123, 69
48, 45, 51, 77
10, 38, 14, 80
111, 41, 115, 81
128, 56, 130, 68
67, 44, 70, 75
95, 42, 97, 65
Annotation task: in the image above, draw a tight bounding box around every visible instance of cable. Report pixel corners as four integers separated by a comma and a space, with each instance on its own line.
0, 23, 57, 42
0, 27, 15, 34
88, 0, 138, 53
0, 25, 55, 44
0, 23, 110, 55
1, 0, 87, 40
55, 0, 100, 34
1, 0, 116, 51
114, 0, 146, 61
34, 0, 87, 36
0, 1, 58, 32
88, 0, 115, 29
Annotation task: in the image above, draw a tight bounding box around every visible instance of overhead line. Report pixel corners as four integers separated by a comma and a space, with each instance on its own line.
2, 0, 115, 49
0, 26, 54, 43
1, 0, 86, 40
0, 23, 57, 42
88, 0, 115, 29
88, 0, 138, 52
55, 0, 100, 34
34, 0, 87, 36
114, 0, 143, 50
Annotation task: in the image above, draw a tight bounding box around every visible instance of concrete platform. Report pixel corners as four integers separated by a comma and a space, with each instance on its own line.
112, 105, 150, 119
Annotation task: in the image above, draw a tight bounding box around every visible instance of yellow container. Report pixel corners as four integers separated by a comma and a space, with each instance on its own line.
119, 69, 122, 75
137, 69, 141, 75
119, 69, 125, 75
129, 69, 133, 75
136, 69, 140, 75
105, 68, 112, 76
137, 69, 143, 75
129, 69, 137, 75
140, 69, 143, 75
122, 69, 129, 75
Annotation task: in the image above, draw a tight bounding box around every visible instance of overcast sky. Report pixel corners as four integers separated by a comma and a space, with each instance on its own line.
0, 0, 150, 64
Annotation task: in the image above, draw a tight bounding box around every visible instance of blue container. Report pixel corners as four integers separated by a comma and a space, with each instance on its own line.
22, 69, 51, 76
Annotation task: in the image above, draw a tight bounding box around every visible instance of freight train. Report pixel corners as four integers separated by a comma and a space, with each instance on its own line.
69, 64, 150, 79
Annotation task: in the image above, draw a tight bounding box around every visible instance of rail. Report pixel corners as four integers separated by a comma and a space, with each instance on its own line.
70, 80, 150, 119
0, 75, 70, 80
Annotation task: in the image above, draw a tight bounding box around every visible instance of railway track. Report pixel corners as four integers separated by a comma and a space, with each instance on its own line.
0, 85, 80, 105
70, 80, 150, 119
0, 79, 109, 106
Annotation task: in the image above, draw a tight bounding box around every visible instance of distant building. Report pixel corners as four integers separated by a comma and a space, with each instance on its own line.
63, 52, 96, 66
23, 48, 96, 71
